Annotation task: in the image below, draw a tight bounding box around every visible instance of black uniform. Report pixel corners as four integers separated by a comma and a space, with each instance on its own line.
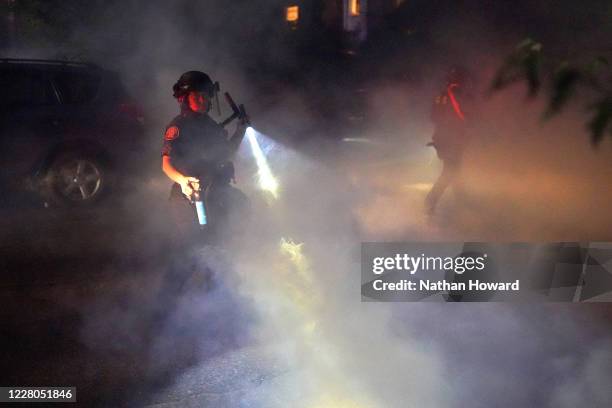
155, 110, 237, 306
162, 110, 233, 247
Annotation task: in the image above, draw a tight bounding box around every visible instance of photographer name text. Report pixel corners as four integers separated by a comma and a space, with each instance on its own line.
372, 279, 520, 292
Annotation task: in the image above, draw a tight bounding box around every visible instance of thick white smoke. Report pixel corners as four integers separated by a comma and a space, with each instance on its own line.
4, 1, 611, 406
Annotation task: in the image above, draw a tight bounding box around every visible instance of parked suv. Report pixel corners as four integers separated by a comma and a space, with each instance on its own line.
0, 58, 145, 206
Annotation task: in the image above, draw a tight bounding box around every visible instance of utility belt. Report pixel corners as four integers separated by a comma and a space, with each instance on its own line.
170, 160, 235, 201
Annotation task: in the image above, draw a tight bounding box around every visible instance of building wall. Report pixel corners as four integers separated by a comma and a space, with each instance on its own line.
277, 0, 405, 52
319, 0, 404, 43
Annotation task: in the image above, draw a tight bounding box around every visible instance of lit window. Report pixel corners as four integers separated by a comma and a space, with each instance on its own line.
349, 0, 360, 16
286, 5, 299, 22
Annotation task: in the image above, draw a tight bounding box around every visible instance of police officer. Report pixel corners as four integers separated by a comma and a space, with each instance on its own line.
425, 66, 472, 215
157, 70, 246, 305
161, 70, 246, 246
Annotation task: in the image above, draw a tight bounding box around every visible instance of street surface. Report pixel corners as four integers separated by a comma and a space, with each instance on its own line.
2, 125, 612, 407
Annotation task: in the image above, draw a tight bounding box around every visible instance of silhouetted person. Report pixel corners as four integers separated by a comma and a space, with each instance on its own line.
426, 66, 472, 215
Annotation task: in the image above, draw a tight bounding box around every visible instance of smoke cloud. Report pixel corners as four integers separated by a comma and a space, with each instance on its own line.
3, 1, 612, 406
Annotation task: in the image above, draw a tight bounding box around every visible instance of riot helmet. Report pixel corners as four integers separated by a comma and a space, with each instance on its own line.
173, 71, 215, 98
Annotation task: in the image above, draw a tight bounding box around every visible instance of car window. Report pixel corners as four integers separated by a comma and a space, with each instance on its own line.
53, 71, 101, 104
0, 69, 57, 107
96, 72, 129, 103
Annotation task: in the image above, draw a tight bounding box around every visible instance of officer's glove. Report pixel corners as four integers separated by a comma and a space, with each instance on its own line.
179, 176, 200, 198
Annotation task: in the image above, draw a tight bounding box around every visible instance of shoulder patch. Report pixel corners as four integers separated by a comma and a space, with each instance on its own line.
164, 126, 180, 141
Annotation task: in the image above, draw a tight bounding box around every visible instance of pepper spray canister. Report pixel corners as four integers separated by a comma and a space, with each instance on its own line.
192, 190, 207, 226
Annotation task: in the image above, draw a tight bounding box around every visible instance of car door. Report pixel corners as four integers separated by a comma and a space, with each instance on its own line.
0, 66, 62, 194
50, 69, 103, 142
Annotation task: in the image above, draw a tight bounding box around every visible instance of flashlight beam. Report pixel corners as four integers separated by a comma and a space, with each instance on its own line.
246, 127, 279, 198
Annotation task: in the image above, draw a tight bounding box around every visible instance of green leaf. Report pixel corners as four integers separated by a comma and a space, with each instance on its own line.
584, 56, 610, 88
588, 97, 612, 146
490, 38, 543, 96
524, 52, 542, 96
545, 62, 582, 117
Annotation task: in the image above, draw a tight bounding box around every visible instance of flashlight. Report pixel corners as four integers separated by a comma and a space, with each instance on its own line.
221, 92, 250, 127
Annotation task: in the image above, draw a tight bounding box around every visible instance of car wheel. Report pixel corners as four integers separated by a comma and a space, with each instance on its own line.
45, 153, 110, 206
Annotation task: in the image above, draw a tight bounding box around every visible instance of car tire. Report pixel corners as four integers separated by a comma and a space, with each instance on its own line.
43, 152, 112, 206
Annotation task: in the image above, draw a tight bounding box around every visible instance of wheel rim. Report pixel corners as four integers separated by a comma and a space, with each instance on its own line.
55, 159, 102, 201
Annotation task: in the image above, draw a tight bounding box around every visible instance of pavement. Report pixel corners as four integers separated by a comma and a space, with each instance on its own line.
0, 192, 277, 408
3, 142, 612, 408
